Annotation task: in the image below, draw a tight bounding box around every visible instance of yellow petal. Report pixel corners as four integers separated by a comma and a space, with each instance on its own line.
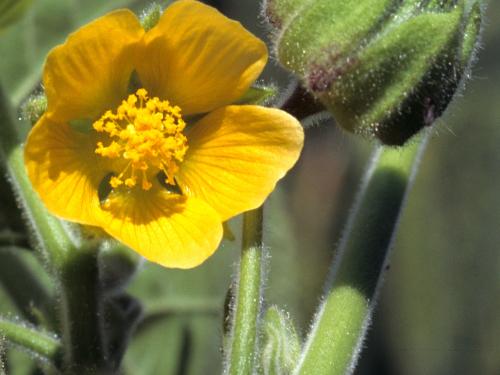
24, 115, 106, 225
176, 105, 304, 221
43, 9, 144, 122
137, 0, 267, 115
99, 187, 223, 269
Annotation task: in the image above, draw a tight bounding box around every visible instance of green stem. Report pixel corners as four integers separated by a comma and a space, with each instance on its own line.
59, 246, 105, 374
295, 136, 428, 375
0, 86, 73, 270
0, 247, 54, 325
0, 317, 61, 361
227, 207, 264, 375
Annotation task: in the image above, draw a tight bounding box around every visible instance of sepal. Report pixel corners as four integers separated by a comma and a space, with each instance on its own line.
259, 306, 300, 375
236, 84, 278, 106
21, 93, 46, 126
265, 0, 484, 144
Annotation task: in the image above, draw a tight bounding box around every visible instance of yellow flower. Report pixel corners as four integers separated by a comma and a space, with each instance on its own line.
24, 0, 304, 268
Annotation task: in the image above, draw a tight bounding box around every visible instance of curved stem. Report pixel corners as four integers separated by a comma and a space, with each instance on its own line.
295, 135, 428, 375
227, 207, 264, 375
0, 317, 61, 361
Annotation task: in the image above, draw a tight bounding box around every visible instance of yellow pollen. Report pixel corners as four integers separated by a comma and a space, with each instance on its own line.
93, 88, 188, 191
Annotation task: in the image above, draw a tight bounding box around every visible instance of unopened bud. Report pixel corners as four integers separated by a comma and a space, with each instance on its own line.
140, 2, 163, 32
21, 92, 47, 125
260, 306, 300, 374
265, 0, 483, 145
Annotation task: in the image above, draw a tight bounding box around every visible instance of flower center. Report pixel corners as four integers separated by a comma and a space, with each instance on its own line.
93, 88, 188, 191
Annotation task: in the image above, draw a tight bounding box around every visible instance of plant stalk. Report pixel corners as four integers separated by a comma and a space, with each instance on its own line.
0, 317, 61, 361
295, 135, 428, 375
59, 246, 105, 374
227, 206, 264, 375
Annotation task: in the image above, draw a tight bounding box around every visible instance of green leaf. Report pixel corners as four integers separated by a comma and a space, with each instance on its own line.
123, 239, 239, 374
236, 85, 278, 105
264, 189, 305, 326
0, 247, 55, 327
123, 317, 188, 375
0, 289, 38, 374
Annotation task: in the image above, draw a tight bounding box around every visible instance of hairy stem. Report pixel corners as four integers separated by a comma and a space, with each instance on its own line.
227, 207, 264, 375
295, 135, 428, 375
59, 246, 105, 374
0, 317, 61, 361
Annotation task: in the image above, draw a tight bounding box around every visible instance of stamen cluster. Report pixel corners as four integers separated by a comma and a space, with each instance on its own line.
93, 88, 188, 190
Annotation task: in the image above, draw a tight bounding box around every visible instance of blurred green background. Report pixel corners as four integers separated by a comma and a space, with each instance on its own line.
0, 1, 498, 374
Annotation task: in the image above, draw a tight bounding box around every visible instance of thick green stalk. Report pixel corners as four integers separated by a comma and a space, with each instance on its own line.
0, 317, 61, 361
59, 246, 105, 374
295, 136, 427, 375
227, 207, 264, 375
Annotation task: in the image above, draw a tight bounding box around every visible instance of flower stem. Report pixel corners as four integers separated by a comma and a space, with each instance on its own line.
227, 206, 264, 375
59, 246, 105, 374
0, 316, 61, 361
294, 135, 428, 375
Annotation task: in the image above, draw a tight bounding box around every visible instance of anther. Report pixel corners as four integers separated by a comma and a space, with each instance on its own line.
92, 88, 188, 191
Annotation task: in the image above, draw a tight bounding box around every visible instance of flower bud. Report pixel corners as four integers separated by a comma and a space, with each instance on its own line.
140, 2, 163, 32
260, 306, 300, 374
265, 0, 483, 145
21, 92, 47, 125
